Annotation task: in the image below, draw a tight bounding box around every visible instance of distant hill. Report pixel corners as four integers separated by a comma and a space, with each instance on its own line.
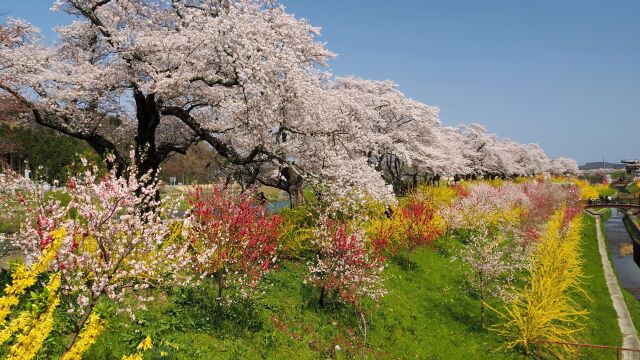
579, 162, 625, 170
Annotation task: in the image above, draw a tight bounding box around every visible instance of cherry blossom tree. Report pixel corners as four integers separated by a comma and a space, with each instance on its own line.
0, 0, 579, 202
549, 157, 579, 176
0, 20, 35, 128
0, 0, 333, 187
327, 78, 442, 194
501, 141, 551, 177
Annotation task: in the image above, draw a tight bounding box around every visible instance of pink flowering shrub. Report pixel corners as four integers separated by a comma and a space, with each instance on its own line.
460, 227, 526, 323
1, 156, 190, 348
307, 219, 386, 307
517, 180, 581, 246
185, 186, 282, 309
443, 183, 529, 231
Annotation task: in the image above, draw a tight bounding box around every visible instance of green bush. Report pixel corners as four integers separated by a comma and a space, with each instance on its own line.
278, 205, 319, 259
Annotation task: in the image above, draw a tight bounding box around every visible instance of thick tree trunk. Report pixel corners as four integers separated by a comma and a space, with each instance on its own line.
133, 91, 162, 188
288, 182, 305, 207
281, 167, 305, 206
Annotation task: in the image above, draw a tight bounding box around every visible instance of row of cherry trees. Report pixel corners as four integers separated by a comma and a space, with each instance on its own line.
0, 0, 578, 203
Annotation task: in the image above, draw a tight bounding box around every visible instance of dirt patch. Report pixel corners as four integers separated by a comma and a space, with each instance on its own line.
619, 242, 634, 257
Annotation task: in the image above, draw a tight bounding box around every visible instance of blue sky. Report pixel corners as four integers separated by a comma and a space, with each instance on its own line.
3, 0, 639, 164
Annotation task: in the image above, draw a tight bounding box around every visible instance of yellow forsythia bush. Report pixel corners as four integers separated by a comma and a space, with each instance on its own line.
0, 228, 66, 360
122, 336, 153, 360
0, 274, 61, 360
0, 228, 64, 325
573, 179, 608, 200
408, 184, 458, 209
61, 313, 109, 360
490, 208, 587, 358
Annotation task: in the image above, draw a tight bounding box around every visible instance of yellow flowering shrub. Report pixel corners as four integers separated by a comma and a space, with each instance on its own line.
572, 179, 609, 199
122, 336, 153, 360
490, 208, 587, 357
122, 354, 143, 360
0, 228, 65, 325
486, 178, 504, 188
409, 184, 458, 209
61, 313, 109, 360
278, 206, 317, 259
1, 274, 61, 360
551, 176, 569, 184
512, 176, 532, 184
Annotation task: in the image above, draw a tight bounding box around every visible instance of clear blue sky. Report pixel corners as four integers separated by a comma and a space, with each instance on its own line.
3, 0, 639, 165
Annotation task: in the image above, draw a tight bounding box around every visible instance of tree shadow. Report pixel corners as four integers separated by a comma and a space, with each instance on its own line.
168, 285, 265, 336
392, 254, 420, 271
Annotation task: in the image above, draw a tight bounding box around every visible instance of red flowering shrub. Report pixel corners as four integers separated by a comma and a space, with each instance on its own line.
368, 220, 395, 256
396, 200, 442, 251
186, 186, 282, 306
518, 181, 582, 245
451, 184, 470, 198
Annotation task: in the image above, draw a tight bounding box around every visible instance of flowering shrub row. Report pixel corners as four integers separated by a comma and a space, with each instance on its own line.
0, 157, 292, 358
0, 158, 594, 358
490, 208, 586, 357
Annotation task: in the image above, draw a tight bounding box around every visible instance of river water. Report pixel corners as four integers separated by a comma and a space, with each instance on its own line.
267, 200, 290, 213
604, 209, 640, 299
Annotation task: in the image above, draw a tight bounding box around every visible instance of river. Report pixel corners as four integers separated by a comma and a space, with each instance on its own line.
603, 209, 640, 299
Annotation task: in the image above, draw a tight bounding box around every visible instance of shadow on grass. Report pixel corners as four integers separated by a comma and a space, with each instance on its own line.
392, 254, 420, 271
167, 285, 266, 336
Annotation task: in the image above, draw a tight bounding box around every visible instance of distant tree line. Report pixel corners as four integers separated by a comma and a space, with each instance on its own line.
0, 123, 95, 182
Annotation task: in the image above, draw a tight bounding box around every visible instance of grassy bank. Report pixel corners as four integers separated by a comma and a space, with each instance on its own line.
578, 216, 622, 348
85, 241, 515, 359
69, 215, 621, 359
599, 187, 618, 197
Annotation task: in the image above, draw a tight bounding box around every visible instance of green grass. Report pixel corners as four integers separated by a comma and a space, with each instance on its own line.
627, 183, 640, 194
577, 216, 622, 348
599, 187, 618, 197
0, 217, 20, 234
623, 290, 640, 338
72, 216, 622, 359
85, 245, 517, 359
617, 214, 640, 338
258, 186, 290, 202
0, 190, 71, 235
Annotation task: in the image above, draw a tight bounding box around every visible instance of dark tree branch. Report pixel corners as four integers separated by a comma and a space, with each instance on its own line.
189, 76, 239, 88
161, 106, 269, 166
90, 0, 113, 11
0, 83, 127, 170
157, 136, 200, 159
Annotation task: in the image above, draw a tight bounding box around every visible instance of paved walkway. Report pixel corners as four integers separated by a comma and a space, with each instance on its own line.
594, 214, 640, 359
